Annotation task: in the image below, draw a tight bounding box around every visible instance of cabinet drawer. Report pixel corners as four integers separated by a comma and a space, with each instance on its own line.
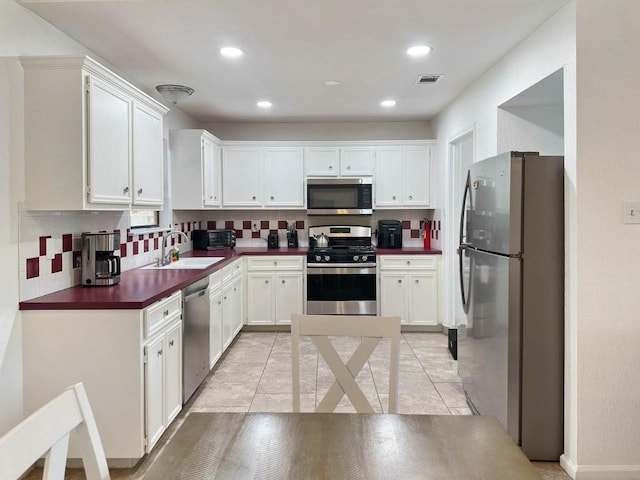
247, 256, 303, 271
145, 290, 182, 338
379, 255, 437, 270
209, 270, 222, 291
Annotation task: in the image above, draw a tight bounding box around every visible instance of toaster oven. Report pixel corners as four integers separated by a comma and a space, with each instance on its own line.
192, 229, 236, 250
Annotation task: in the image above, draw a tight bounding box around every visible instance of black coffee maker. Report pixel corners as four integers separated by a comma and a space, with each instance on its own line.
377, 220, 403, 249
286, 223, 299, 248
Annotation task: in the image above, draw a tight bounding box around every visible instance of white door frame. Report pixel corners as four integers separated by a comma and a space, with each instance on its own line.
443, 126, 475, 329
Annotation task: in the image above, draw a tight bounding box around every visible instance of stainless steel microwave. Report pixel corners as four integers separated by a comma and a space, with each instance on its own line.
307, 177, 373, 215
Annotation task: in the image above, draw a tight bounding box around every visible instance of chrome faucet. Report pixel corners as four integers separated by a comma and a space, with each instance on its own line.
160, 230, 190, 266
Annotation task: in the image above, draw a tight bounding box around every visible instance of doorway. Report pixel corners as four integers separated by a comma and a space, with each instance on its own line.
445, 129, 474, 329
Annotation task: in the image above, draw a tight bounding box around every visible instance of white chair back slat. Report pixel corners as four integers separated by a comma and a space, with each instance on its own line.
0, 383, 110, 480
292, 314, 401, 414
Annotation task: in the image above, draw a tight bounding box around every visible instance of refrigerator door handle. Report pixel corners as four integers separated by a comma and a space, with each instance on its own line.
458, 244, 472, 314
459, 170, 472, 245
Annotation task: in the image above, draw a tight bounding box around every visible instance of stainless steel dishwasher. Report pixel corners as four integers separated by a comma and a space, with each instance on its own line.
182, 277, 210, 404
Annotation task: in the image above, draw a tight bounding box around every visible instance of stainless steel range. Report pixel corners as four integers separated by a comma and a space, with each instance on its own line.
306, 225, 376, 315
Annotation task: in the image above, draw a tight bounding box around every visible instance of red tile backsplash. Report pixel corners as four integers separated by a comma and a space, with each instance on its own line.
207, 220, 216, 229
243, 220, 252, 229
39, 236, 50, 256
26, 257, 39, 279
62, 234, 72, 252
225, 220, 234, 229
51, 253, 62, 273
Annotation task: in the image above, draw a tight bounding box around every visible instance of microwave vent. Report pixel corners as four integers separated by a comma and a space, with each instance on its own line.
415, 74, 443, 84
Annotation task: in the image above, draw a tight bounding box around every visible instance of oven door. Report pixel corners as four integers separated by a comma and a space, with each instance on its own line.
307, 264, 377, 315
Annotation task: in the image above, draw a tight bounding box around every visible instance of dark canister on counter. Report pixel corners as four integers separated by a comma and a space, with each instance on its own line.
377, 220, 403, 249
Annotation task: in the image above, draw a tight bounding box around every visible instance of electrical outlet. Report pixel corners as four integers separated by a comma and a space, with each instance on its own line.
623, 201, 640, 224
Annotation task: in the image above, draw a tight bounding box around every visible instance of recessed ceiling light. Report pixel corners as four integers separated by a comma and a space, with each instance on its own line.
220, 47, 244, 58
380, 100, 397, 108
324, 80, 341, 86
406, 45, 432, 57
257, 100, 272, 109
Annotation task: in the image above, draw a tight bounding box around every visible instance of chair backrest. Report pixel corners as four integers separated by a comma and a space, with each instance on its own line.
0, 383, 110, 480
291, 313, 401, 414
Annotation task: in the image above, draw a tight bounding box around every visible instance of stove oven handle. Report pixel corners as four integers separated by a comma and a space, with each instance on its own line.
307, 262, 377, 268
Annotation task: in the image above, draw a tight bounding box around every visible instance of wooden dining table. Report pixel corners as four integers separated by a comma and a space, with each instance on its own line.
142, 412, 541, 479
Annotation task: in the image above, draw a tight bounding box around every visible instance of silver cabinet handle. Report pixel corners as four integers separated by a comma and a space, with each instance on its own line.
138, 188, 143, 195
346, 165, 351, 170
209, 195, 213, 199
157, 348, 163, 356
408, 195, 413, 200
392, 195, 396, 200
397, 279, 402, 284
415, 279, 419, 284
270, 196, 275, 200
169, 340, 174, 346
406, 261, 411, 265
328, 165, 334, 170
281, 279, 285, 284
123, 186, 129, 193
163, 309, 169, 316
265, 279, 269, 284
252, 196, 256, 200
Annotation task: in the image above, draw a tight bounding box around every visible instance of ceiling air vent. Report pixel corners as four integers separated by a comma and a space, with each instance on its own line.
415, 74, 443, 84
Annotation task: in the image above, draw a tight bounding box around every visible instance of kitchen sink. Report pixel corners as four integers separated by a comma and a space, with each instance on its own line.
142, 257, 225, 270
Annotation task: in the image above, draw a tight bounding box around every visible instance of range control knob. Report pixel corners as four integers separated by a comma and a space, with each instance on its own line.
353, 255, 359, 262
315, 255, 322, 262
362, 255, 369, 262
324, 255, 331, 262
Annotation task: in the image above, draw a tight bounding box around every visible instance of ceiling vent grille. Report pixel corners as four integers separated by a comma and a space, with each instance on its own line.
415, 74, 443, 84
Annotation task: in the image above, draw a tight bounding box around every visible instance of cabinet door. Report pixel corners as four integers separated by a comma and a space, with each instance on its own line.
222, 147, 262, 207
275, 273, 303, 325
164, 321, 182, 424
87, 75, 131, 205
247, 273, 275, 325
210, 290, 223, 367
264, 147, 305, 207
374, 147, 403, 207
306, 147, 339, 176
409, 273, 438, 325
403, 146, 430, 206
340, 147, 374, 176
231, 276, 244, 336
132, 103, 163, 206
222, 284, 234, 351
144, 335, 165, 452
380, 274, 409, 324
203, 139, 221, 207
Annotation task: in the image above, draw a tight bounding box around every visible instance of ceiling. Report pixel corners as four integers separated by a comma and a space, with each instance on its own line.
20, 0, 569, 123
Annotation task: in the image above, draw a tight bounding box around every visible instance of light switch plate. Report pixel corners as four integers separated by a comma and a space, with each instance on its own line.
623, 201, 640, 224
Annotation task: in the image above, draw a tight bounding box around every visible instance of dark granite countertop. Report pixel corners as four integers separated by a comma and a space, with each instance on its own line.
19, 246, 440, 311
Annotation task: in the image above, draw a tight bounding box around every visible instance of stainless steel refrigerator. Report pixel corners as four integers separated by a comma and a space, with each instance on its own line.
457, 151, 564, 461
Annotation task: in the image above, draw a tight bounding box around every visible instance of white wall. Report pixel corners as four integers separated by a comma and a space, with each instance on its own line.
0, 0, 200, 436
572, 0, 640, 476
203, 121, 432, 141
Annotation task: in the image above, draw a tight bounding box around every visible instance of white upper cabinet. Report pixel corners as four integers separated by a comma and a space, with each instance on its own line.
221, 145, 305, 209
264, 147, 305, 207
375, 144, 432, 208
133, 102, 164, 206
340, 147, 374, 176
222, 147, 263, 207
305, 147, 340, 176
305, 146, 374, 177
171, 129, 222, 209
20, 56, 168, 211
86, 75, 132, 205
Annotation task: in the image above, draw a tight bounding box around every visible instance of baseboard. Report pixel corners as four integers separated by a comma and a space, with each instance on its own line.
561, 454, 640, 479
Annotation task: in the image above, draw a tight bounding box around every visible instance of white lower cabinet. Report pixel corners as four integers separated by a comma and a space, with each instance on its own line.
21, 290, 183, 465
144, 317, 182, 452
209, 271, 224, 368
218, 259, 244, 351
246, 256, 304, 325
379, 255, 439, 326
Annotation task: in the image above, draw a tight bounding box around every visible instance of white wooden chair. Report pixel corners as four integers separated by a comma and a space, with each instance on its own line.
0, 383, 110, 480
291, 314, 401, 413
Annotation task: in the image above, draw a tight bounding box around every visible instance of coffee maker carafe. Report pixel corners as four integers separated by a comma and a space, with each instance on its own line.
81, 232, 121, 286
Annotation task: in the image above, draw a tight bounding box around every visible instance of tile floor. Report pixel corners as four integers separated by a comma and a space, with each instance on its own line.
24, 330, 571, 479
